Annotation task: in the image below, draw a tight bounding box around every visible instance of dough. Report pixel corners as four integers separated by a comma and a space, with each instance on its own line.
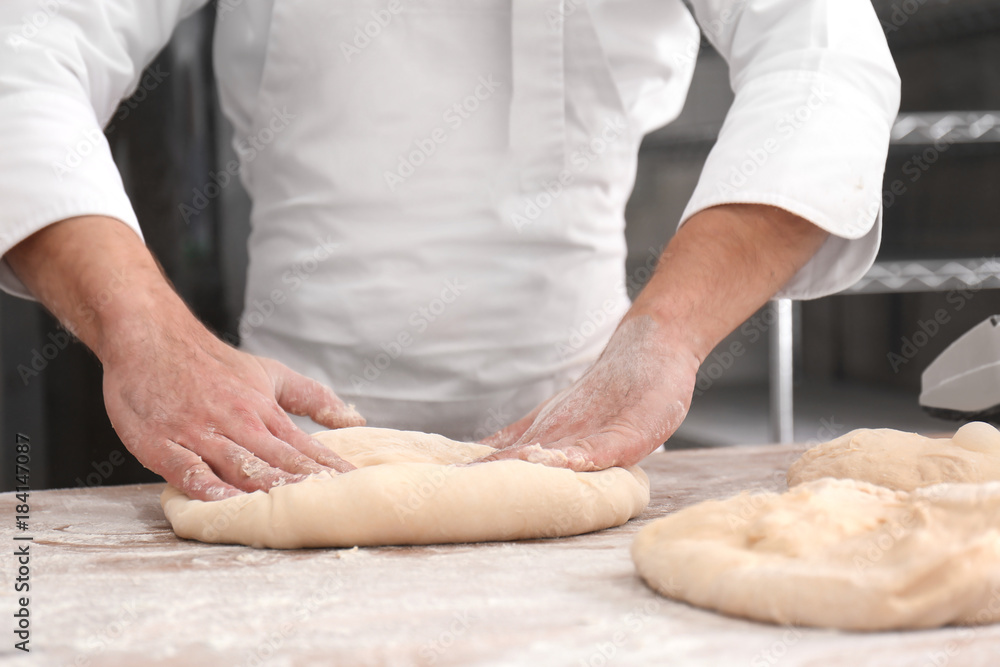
787, 421, 1000, 491
632, 477, 1000, 630
161, 427, 649, 549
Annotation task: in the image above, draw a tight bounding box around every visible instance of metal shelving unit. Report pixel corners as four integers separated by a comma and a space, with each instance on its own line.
767, 110, 1000, 442
846, 257, 1000, 294
891, 111, 1000, 144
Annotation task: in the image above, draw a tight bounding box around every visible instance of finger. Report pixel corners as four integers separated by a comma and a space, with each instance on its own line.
152, 439, 242, 501
477, 440, 575, 467
259, 357, 366, 428
479, 430, 633, 471
554, 431, 632, 470
225, 406, 336, 477
478, 440, 601, 470
542, 426, 658, 470
261, 404, 357, 473
183, 431, 312, 493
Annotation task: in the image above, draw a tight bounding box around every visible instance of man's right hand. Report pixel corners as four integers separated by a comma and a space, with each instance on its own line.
102, 320, 365, 500
7, 215, 362, 500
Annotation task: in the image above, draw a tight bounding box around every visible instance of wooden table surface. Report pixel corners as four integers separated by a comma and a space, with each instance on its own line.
2, 443, 998, 667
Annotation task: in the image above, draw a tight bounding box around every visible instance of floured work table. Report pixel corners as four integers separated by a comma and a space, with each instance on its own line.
2, 443, 998, 666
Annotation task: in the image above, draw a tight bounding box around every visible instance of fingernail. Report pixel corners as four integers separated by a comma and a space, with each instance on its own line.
344, 403, 365, 424
203, 485, 241, 501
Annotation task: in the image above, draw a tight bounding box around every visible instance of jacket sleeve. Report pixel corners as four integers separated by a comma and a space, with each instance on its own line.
681, 0, 901, 299
0, 0, 210, 298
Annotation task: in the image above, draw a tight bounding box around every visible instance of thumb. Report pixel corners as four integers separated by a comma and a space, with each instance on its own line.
480, 431, 628, 471
478, 410, 536, 448
258, 358, 366, 429
478, 395, 558, 448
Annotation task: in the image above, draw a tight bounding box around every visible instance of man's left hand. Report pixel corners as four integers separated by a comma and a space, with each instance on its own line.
477, 203, 831, 470
478, 315, 697, 470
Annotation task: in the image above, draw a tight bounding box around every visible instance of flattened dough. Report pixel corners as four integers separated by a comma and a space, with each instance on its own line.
632, 477, 1000, 630
788, 421, 1000, 491
161, 427, 649, 548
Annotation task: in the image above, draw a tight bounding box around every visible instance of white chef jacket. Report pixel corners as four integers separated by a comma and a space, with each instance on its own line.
0, 0, 899, 440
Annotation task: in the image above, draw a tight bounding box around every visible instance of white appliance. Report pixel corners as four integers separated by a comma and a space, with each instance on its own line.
921, 315, 1000, 424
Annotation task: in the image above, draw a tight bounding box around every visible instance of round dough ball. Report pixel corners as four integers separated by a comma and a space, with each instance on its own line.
632, 477, 1000, 630
161, 427, 649, 548
953, 420, 1000, 454
787, 422, 1000, 491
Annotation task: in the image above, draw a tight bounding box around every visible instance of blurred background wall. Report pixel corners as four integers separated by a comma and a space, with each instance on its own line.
2, 0, 999, 490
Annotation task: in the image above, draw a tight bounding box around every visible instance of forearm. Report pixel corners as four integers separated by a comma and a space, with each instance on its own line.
5, 215, 202, 364
6, 214, 361, 497
627, 204, 829, 363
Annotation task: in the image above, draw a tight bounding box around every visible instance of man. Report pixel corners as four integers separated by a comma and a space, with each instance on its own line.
0, 0, 899, 501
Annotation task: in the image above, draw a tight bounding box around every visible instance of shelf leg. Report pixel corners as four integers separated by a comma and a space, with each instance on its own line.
769, 298, 794, 443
